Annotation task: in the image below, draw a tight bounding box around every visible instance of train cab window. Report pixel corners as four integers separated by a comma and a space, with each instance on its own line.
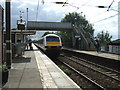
46, 37, 59, 42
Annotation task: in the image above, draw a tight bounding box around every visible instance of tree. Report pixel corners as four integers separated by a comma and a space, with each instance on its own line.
95, 30, 112, 46
59, 12, 94, 48
11, 28, 17, 30
42, 32, 54, 37
61, 12, 94, 35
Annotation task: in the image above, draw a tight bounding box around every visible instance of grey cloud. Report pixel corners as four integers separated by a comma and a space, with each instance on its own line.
11, 1, 64, 28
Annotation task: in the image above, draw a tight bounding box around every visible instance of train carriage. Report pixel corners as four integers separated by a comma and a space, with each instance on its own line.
37, 34, 62, 58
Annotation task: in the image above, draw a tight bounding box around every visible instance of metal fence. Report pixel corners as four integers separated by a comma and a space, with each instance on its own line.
101, 45, 120, 55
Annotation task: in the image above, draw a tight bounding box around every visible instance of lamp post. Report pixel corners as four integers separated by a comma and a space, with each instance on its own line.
26, 8, 30, 40
19, 11, 25, 42
26, 8, 28, 30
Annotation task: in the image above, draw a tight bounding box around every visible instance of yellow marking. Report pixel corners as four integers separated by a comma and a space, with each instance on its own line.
46, 42, 61, 46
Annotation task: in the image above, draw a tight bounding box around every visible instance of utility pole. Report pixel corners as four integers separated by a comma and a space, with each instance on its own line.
19, 10, 26, 42
118, 1, 120, 39
5, 0, 11, 69
26, 8, 28, 30
26, 8, 30, 42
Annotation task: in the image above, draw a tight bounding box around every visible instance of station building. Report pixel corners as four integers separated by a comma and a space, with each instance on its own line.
109, 39, 120, 54
108, 2, 120, 55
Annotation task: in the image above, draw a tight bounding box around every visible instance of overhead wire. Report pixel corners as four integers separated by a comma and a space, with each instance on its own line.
62, 0, 74, 14
93, 13, 118, 23
89, 0, 119, 23
61, 0, 93, 13
60, 0, 118, 25
107, 0, 114, 11
89, 5, 119, 19
37, 0, 119, 24
72, 0, 93, 12
36, 0, 40, 21
60, 0, 118, 33
78, 0, 93, 9
89, 10, 109, 20
62, 0, 68, 7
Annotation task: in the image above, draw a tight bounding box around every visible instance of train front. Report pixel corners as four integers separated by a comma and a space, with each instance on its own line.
45, 34, 62, 58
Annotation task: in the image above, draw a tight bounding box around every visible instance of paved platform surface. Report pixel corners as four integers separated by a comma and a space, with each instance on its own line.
3, 44, 81, 90
3, 50, 43, 88
63, 48, 119, 61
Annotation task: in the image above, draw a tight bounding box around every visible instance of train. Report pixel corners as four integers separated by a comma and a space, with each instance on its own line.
36, 34, 62, 58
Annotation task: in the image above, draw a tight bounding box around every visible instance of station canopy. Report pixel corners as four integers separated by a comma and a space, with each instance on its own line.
11, 30, 36, 35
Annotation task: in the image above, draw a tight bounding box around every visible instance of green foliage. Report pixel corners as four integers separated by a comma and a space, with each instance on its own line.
61, 12, 83, 25
80, 86, 84, 89
56, 31, 73, 47
0, 65, 8, 71
11, 28, 17, 30
42, 32, 55, 37
61, 12, 94, 35
59, 66, 73, 75
60, 12, 94, 47
63, 69, 73, 75
85, 23, 94, 36
95, 30, 112, 45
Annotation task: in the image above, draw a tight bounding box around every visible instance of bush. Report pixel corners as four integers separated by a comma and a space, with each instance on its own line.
0, 65, 8, 71
0, 65, 9, 85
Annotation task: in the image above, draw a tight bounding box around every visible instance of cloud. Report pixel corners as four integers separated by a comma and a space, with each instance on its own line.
0, 0, 119, 40
94, 15, 118, 40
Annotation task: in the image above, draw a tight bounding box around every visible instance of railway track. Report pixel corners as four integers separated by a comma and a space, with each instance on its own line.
57, 53, 120, 89
60, 60, 105, 89
62, 49, 120, 72
71, 55, 120, 81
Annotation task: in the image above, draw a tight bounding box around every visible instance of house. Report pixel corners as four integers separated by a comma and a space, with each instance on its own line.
109, 39, 120, 54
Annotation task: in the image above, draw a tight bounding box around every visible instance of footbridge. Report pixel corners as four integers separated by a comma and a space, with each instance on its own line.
27, 21, 96, 50
27, 21, 73, 31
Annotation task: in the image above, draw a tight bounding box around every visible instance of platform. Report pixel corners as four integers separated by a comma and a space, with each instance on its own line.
3, 44, 81, 89
63, 48, 119, 61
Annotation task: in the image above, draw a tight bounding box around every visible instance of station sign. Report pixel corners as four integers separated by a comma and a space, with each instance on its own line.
75, 36, 80, 38
17, 24, 25, 30
17, 20, 26, 30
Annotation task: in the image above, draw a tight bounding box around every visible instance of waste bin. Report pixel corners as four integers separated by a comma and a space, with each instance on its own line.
16, 43, 22, 56
16, 39, 26, 56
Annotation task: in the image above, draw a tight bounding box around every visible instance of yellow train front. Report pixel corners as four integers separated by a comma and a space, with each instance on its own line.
37, 34, 62, 58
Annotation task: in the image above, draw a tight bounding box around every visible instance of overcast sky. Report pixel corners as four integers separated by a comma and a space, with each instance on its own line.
0, 0, 119, 40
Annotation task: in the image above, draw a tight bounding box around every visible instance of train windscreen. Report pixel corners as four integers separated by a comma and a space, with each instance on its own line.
46, 37, 60, 42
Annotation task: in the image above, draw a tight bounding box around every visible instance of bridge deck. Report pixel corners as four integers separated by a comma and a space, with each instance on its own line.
27, 21, 73, 31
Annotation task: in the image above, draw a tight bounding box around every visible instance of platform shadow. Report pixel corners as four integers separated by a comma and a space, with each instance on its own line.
25, 49, 39, 51
13, 56, 31, 63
